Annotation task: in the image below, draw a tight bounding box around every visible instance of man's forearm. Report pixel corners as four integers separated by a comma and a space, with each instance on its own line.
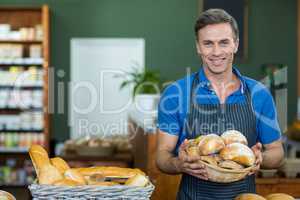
156, 150, 181, 174
261, 147, 284, 169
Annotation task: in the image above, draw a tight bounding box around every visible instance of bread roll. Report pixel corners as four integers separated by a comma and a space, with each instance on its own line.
235, 193, 266, 200
197, 134, 225, 155
50, 157, 70, 174
218, 160, 244, 170
86, 174, 106, 184
0, 190, 16, 200
64, 169, 86, 185
220, 143, 255, 167
125, 174, 149, 187
29, 145, 51, 178
38, 164, 63, 185
265, 193, 295, 200
53, 178, 85, 186
221, 130, 248, 145
74, 167, 145, 178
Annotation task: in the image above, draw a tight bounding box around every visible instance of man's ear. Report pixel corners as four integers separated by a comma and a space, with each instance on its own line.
196, 40, 201, 55
234, 38, 239, 53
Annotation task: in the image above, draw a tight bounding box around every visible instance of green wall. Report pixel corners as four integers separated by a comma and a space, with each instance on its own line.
0, 0, 297, 142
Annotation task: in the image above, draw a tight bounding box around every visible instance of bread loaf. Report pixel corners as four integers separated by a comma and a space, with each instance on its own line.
220, 143, 255, 167
38, 164, 63, 185
197, 134, 225, 155
50, 157, 70, 174
53, 178, 85, 186
64, 168, 86, 185
265, 193, 295, 200
235, 193, 266, 200
29, 145, 51, 179
74, 167, 145, 179
125, 174, 149, 187
221, 130, 248, 145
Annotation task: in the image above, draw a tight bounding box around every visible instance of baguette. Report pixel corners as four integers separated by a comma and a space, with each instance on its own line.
29, 145, 51, 179
50, 157, 70, 174
125, 174, 149, 187
64, 168, 86, 185
74, 167, 145, 178
53, 178, 85, 186
38, 164, 63, 185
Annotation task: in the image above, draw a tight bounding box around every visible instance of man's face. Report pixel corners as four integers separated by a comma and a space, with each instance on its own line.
196, 23, 238, 74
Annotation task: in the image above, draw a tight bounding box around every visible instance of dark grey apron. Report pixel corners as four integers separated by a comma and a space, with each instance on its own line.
177, 72, 257, 200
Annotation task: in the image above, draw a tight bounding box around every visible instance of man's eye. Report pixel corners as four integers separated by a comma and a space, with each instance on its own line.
220, 41, 229, 46
203, 42, 212, 46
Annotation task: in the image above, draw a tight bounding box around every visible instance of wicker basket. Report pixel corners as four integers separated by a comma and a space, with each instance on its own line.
28, 183, 155, 200
199, 160, 254, 183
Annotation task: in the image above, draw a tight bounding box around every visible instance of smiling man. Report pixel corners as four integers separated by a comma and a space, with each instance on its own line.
156, 9, 284, 200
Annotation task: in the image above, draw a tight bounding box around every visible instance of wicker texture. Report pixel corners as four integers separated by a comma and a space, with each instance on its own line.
29, 183, 155, 200
199, 160, 254, 183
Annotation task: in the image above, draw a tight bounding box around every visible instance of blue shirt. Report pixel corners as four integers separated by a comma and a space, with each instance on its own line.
157, 67, 281, 152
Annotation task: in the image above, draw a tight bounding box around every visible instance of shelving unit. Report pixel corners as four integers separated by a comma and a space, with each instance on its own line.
0, 5, 50, 196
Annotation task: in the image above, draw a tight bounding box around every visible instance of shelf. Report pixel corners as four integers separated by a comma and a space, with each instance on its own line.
0, 107, 43, 114
0, 129, 43, 133
0, 63, 43, 67
0, 147, 28, 153
0, 84, 43, 89
0, 4, 50, 152
0, 40, 42, 44
0, 58, 43, 65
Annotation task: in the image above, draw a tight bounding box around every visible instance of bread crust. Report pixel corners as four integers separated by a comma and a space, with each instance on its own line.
235, 193, 266, 200
197, 134, 225, 155
265, 193, 295, 200
220, 143, 255, 167
221, 130, 248, 145
50, 157, 70, 174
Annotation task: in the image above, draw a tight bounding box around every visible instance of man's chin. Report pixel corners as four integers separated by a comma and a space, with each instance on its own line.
207, 65, 227, 74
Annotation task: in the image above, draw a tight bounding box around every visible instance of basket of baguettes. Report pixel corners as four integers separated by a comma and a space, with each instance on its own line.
28, 145, 154, 200
187, 130, 257, 183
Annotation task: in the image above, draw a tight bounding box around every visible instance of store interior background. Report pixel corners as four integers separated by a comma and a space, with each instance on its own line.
0, 0, 296, 144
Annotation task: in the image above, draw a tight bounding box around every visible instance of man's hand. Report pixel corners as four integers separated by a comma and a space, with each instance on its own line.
249, 142, 263, 175
174, 139, 208, 180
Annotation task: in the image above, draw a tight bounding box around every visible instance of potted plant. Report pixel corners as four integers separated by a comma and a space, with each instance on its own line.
115, 67, 161, 112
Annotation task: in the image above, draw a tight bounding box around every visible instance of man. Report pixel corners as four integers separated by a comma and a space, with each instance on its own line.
156, 9, 284, 200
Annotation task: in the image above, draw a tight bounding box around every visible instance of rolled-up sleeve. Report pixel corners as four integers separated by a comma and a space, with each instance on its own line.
157, 84, 181, 135
254, 87, 281, 144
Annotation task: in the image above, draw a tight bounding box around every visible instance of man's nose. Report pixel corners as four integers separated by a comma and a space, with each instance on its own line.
212, 44, 222, 56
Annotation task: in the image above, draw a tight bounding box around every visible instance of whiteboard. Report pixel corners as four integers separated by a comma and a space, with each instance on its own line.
70, 38, 145, 139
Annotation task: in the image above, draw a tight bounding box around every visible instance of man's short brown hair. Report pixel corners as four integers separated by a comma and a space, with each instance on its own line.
194, 8, 239, 41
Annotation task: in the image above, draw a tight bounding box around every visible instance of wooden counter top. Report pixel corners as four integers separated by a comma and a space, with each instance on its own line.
256, 178, 300, 197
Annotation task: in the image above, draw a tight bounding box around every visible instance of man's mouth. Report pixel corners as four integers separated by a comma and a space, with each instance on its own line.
209, 57, 226, 66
